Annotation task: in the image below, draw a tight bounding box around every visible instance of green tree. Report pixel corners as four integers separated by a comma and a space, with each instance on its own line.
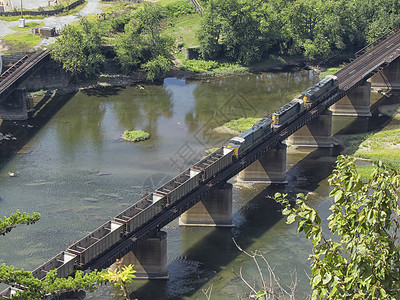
101, 259, 136, 300
0, 210, 40, 235
0, 211, 105, 299
113, 21, 144, 73
52, 17, 105, 78
112, 3, 173, 73
276, 155, 400, 299
141, 55, 171, 81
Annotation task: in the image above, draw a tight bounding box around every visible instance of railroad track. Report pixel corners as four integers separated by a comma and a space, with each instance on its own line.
0, 51, 50, 100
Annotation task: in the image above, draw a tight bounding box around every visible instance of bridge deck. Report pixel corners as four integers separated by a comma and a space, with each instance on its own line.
0, 51, 50, 101
86, 29, 400, 271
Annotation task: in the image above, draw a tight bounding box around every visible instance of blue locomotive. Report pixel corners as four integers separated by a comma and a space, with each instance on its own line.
227, 118, 273, 156
301, 75, 338, 108
2, 75, 340, 292
227, 75, 339, 156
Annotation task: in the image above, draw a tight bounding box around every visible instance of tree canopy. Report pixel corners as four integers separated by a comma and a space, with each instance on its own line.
277, 155, 400, 299
198, 0, 400, 62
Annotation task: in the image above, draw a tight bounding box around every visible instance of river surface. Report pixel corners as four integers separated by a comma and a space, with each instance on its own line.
0, 70, 392, 299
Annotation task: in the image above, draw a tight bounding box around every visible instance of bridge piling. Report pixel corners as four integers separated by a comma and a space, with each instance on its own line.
287, 110, 333, 148
237, 142, 287, 183
179, 182, 234, 227
369, 56, 400, 90
330, 82, 372, 117
110, 231, 169, 280
0, 88, 30, 120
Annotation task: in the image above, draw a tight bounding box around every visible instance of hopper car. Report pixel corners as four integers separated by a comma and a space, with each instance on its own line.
1, 77, 340, 296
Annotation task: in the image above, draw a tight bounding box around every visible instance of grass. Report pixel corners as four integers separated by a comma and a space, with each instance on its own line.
165, 13, 201, 47
180, 58, 247, 75
320, 67, 342, 79
122, 130, 150, 142
100, 1, 136, 14
225, 117, 263, 133
2, 32, 42, 53
12, 22, 44, 31
351, 128, 400, 170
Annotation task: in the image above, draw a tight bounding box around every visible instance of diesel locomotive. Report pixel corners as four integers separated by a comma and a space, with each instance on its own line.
0, 75, 339, 295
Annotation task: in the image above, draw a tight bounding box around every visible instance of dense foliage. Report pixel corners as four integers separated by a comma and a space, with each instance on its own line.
0, 266, 105, 300
113, 3, 174, 75
0, 211, 105, 299
198, 0, 400, 62
52, 17, 105, 78
101, 261, 136, 300
0, 210, 40, 235
277, 156, 400, 299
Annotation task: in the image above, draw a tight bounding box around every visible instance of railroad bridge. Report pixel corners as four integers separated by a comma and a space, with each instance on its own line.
2, 27, 400, 297
0, 51, 50, 120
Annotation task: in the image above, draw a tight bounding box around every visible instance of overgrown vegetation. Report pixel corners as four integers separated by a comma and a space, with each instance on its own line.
225, 117, 262, 133
197, 0, 400, 63
277, 155, 400, 299
1, 33, 42, 53
122, 130, 150, 142
354, 128, 400, 169
320, 67, 342, 79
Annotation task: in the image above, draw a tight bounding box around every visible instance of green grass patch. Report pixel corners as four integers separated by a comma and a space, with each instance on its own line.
122, 130, 150, 142
225, 117, 263, 133
355, 164, 375, 182
320, 67, 342, 79
205, 147, 219, 154
2, 32, 42, 53
180, 59, 247, 74
12, 22, 44, 31
100, 1, 136, 14
354, 128, 400, 169
165, 13, 201, 47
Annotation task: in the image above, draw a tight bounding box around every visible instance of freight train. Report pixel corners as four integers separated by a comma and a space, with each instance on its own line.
0, 75, 339, 297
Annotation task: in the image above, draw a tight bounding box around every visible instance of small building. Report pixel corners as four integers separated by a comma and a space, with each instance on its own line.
39, 26, 56, 37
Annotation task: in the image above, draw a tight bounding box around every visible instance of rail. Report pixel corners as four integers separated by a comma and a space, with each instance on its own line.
3, 21, 400, 298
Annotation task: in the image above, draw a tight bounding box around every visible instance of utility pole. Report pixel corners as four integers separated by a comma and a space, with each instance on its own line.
20, 0, 22, 17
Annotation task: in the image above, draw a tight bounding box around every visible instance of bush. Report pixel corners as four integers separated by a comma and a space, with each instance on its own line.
163, 0, 195, 18
141, 55, 171, 81
122, 130, 150, 142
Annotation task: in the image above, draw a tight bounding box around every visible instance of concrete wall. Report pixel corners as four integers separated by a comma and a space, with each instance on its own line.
287, 110, 333, 148
179, 182, 233, 227
369, 56, 400, 90
330, 82, 372, 117
111, 231, 168, 280
237, 142, 287, 183
19, 59, 72, 90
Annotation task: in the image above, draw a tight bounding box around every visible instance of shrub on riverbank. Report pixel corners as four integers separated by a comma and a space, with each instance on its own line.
225, 117, 262, 133
122, 130, 150, 142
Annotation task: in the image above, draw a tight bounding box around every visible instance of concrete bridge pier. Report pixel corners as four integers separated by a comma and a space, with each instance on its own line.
179, 182, 233, 227
0, 88, 31, 120
237, 142, 287, 183
369, 56, 400, 90
287, 110, 333, 148
330, 82, 372, 117
111, 231, 169, 280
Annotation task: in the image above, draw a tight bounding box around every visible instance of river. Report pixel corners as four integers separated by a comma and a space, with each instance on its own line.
0, 70, 391, 299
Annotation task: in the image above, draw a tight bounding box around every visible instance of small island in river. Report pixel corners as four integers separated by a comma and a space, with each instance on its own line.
121, 130, 150, 142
